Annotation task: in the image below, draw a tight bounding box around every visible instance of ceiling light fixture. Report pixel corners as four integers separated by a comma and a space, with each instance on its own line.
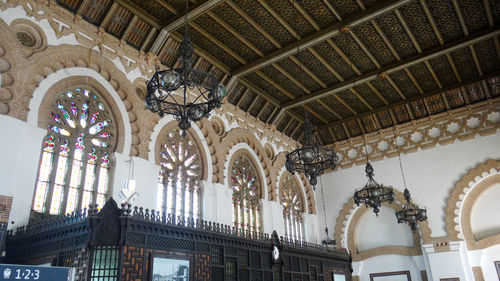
285, 48, 338, 188
353, 133, 394, 216
393, 127, 427, 230
145, 0, 226, 131
285, 118, 338, 188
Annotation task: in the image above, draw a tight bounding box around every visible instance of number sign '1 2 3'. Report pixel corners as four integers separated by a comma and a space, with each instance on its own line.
0, 264, 73, 281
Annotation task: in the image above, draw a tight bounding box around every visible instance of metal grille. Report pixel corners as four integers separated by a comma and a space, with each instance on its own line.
238, 249, 249, 267
251, 270, 262, 281
90, 246, 119, 281
196, 242, 211, 252
212, 266, 224, 281
292, 256, 300, 271
264, 271, 273, 281
225, 257, 237, 281
211, 246, 224, 265
250, 251, 261, 268
127, 232, 145, 244
273, 266, 282, 281
301, 258, 308, 272
239, 268, 250, 281
225, 246, 237, 256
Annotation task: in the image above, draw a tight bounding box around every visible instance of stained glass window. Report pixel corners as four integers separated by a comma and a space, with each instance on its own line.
157, 128, 202, 223
231, 154, 262, 233
280, 173, 304, 241
33, 88, 116, 215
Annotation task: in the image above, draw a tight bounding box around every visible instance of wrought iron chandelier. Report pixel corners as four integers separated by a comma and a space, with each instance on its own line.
353, 138, 394, 215
145, 0, 226, 131
396, 189, 427, 230
285, 117, 338, 188
393, 127, 427, 229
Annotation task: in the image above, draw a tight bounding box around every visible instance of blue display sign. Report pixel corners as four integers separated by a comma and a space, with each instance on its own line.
0, 264, 73, 281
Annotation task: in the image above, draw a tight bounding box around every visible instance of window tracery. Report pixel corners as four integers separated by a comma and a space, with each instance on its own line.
231, 154, 262, 233
157, 127, 202, 222
33, 87, 115, 215
280, 174, 304, 241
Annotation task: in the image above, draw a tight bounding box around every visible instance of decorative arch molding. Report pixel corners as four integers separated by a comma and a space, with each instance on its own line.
217, 128, 275, 200
149, 118, 212, 182
32, 75, 127, 154
444, 159, 500, 241
12, 44, 160, 158
461, 174, 500, 250
334, 189, 430, 261
442, 159, 500, 248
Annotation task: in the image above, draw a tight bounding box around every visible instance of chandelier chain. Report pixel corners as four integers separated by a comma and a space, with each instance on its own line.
393, 126, 408, 190
319, 175, 327, 227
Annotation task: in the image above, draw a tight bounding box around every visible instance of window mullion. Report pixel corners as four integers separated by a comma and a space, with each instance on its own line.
60, 139, 77, 214
44, 141, 62, 214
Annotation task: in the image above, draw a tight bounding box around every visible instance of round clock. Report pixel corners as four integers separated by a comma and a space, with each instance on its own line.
272, 245, 280, 261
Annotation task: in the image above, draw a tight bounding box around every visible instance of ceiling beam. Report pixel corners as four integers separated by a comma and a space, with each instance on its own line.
189, 22, 247, 64
322, 0, 342, 21
258, 0, 300, 39
445, 53, 462, 82
114, 0, 162, 29
404, 68, 424, 94
232, 0, 412, 77
348, 29, 381, 68
292, 1, 320, 31
483, 0, 494, 26
169, 32, 231, 74
367, 81, 389, 105
424, 61, 443, 88
272, 64, 310, 93
156, 0, 178, 15
350, 88, 373, 110
226, 0, 281, 48
418, 0, 444, 45
238, 78, 280, 107
371, 20, 401, 61
318, 70, 500, 129
150, 0, 224, 54
326, 39, 362, 75
394, 8, 422, 53
275, 26, 500, 120
207, 11, 264, 57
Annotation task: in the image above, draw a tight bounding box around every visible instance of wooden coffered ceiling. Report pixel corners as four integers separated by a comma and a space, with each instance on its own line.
57, 0, 500, 144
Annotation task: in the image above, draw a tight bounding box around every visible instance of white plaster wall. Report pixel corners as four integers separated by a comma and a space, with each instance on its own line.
303, 213, 321, 244
261, 199, 285, 237
470, 182, 500, 240
202, 182, 233, 226
424, 248, 468, 281
476, 244, 500, 281
0, 115, 45, 229
111, 153, 160, 211
353, 255, 423, 281
317, 132, 500, 244
356, 206, 414, 252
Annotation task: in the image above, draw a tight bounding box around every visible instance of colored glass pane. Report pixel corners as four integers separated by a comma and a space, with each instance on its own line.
33, 87, 115, 215
157, 128, 202, 222
231, 155, 261, 233
280, 174, 304, 241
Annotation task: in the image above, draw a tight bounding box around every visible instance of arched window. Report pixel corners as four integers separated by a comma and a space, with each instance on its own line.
280, 173, 305, 241
157, 127, 202, 222
230, 154, 262, 233
33, 87, 116, 215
